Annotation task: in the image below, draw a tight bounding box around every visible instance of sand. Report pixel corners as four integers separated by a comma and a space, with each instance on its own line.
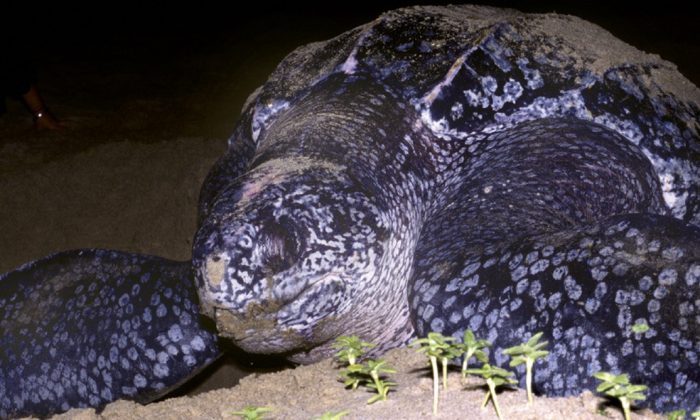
46, 347, 664, 420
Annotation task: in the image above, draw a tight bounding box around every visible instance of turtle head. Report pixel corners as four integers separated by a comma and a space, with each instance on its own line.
193, 160, 389, 362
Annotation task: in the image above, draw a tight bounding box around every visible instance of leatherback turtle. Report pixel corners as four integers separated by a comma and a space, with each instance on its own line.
2, 5, 700, 418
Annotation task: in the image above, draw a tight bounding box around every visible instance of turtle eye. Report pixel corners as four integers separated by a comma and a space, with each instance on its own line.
258, 221, 302, 275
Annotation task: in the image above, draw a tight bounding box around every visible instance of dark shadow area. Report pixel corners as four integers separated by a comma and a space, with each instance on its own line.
13, 2, 700, 88
160, 338, 296, 399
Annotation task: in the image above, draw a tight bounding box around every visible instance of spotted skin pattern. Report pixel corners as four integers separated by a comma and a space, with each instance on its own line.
0, 251, 221, 419
2, 5, 700, 418
410, 119, 699, 411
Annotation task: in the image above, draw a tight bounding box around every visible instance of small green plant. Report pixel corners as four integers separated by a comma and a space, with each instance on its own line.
333, 335, 375, 366
631, 323, 649, 334
411, 332, 457, 415
312, 410, 350, 420
455, 329, 491, 379
666, 409, 686, 420
437, 338, 459, 390
593, 372, 647, 420
465, 363, 517, 420
230, 405, 273, 420
334, 335, 375, 390
340, 358, 396, 404
692, 408, 700, 419
363, 359, 397, 404
345, 359, 396, 404
339, 362, 364, 390
502, 331, 549, 404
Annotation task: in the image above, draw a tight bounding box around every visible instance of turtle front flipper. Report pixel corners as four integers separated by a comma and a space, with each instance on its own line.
0, 250, 222, 419
409, 117, 700, 412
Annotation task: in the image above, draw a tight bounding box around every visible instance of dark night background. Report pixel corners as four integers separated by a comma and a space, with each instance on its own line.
10, 1, 700, 134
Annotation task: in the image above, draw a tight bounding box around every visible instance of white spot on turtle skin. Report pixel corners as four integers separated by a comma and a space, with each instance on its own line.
585, 298, 600, 314
430, 318, 445, 333
658, 268, 678, 285
594, 283, 607, 299
460, 275, 479, 290
648, 240, 661, 253
685, 264, 700, 286
153, 363, 169, 378
469, 314, 484, 331
654, 286, 670, 300
553, 266, 568, 281
638, 276, 653, 291
599, 246, 614, 257
157, 352, 169, 364
451, 102, 464, 120
461, 261, 481, 277
483, 257, 498, 268
678, 301, 694, 316
648, 299, 661, 313
621, 340, 634, 356
422, 304, 435, 321
510, 298, 522, 311
133, 374, 147, 388
662, 247, 684, 261
167, 325, 183, 343
612, 263, 630, 277
564, 276, 582, 300
512, 265, 528, 281
530, 259, 549, 274
516, 278, 529, 294
508, 253, 523, 269
542, 246, 555, 257
462, 303, 476, 319
626, 228, 640, 238
525, 251, 539, 265
591, 267, 608, 281
615, 289, 645, 306
548, 293, 562, 309
445, 277, 461, 292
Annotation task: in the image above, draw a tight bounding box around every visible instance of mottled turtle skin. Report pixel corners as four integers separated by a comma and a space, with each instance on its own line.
2, 5, 700, 418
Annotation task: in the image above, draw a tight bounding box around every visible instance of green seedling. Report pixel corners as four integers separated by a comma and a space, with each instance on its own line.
363, 359, 397, 404
593, 372, 647, 420
502, 331, 549, 404
631, 323, 649, 334
333, 335, 375, 366
465, 363, 517, 420
411, 332, 457, 415
339, 363, 364, 390
312, 410, 350, 420
455, 329, 491, 379
231, 405, 273, 420
442, 343, 465, 389
692, 408, 700, 420
334, 335, 375, 390
340, 359, 396, 404
666, 409, 686, 420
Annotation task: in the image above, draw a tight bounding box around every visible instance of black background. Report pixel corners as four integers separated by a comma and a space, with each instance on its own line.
11, 1, 700, 86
